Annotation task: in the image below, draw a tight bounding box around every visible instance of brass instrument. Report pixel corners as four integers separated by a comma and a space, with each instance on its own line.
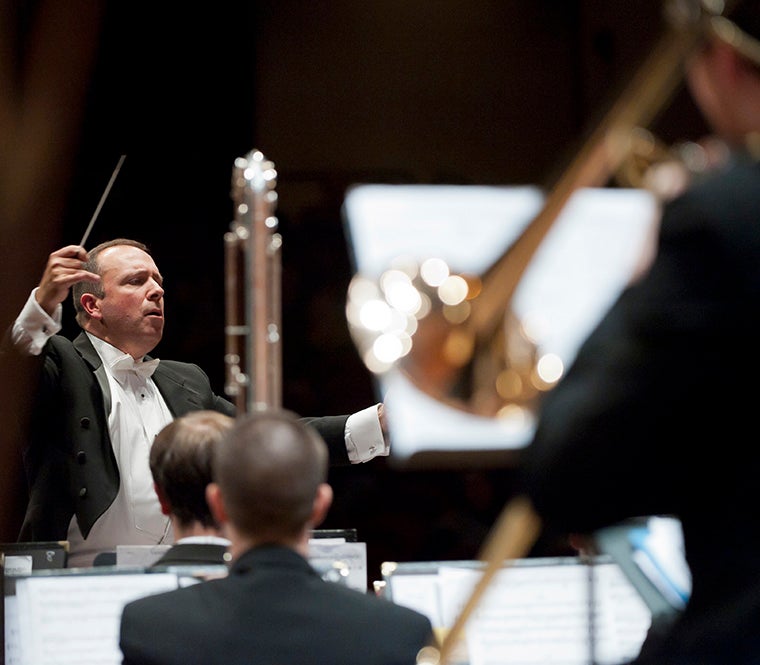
224, 149, 282, 412
615, 127, 731, 201
347, 1, 730, 428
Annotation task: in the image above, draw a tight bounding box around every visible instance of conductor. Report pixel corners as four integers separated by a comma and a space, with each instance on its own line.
7, 238, 388, 567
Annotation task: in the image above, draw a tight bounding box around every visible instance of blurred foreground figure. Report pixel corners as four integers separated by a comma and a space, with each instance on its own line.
521, 2, 760, 664
0, 0, 102, 541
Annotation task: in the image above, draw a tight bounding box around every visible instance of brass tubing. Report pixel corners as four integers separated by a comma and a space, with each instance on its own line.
469, 21, 704, 345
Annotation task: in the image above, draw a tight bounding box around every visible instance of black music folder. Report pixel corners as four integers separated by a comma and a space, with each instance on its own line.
310, 528, 358, 542
0, 541, 68, 574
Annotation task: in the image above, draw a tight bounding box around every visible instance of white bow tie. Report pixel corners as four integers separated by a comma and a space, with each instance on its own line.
110, 355, 160, 380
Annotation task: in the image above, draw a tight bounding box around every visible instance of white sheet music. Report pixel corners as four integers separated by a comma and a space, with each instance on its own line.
10, 572, 179, 665
307, 540, 368, 592
5, 595, 21, 665
385, 573, 445, 627
463, 563, 649, 665
387, 559, 651, 665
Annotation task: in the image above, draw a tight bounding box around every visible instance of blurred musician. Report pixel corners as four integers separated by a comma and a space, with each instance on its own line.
520, 1, 760, 663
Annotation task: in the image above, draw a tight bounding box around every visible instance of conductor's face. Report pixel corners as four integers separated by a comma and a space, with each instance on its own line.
86, 244, 165, 358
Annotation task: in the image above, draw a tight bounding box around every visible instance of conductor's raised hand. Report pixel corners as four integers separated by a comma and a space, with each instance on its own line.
35, 245, 100, 316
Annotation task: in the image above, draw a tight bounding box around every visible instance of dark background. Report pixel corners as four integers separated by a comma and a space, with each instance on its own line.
5, 0, 709, 583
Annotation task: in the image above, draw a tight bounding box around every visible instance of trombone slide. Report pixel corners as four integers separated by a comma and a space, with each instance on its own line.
224, 149, 282, 412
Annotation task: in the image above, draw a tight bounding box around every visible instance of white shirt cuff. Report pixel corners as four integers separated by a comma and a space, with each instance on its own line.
345, 403, 389, 463
11, 288, 62, 355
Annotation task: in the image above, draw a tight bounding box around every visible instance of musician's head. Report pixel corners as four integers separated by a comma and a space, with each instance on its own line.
684, 0, 760, 145
150, 410, 234, 535
206, 408, 333, 560
72, 238, 165, 359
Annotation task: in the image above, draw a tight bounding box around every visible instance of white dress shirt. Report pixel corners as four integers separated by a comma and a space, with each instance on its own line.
63, 334, 175, 568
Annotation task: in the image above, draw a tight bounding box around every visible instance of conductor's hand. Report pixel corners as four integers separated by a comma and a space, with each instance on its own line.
35, 245, 100, 316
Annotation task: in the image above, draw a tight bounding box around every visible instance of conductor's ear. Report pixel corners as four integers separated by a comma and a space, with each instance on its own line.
80, 293, 99, 318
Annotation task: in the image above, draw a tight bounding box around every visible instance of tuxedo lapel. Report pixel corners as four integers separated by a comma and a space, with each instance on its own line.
151, 363, 208, 417
73, 333, 113, 415
73, 332, 102, 369
73, 332, 201, 418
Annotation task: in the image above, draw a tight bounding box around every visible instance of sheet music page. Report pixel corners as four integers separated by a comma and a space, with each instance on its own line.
436, 562, 650, 665
13, 572, 179, 665
3, 556, 32, 576
5, 595, 21, 665
307, 541, 367, 592
387, 573, 444, 627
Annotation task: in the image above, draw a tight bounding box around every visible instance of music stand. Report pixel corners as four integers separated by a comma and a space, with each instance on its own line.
342, 183, 659, 468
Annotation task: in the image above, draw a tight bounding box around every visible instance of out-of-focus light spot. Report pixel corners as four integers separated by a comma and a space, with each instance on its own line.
416, 293, 432, 319
404, 314, 418, 336
363, 349, 392, 374
380, 269, 411, 292
438, 275, 469, 305
384, 308, 407, 334
536, 353, 563, 385
398, 332, 413, 357
420, 258, 449, 287
348, 276, 380, 302
359, 300, 392, 331
385, 280, 422, 315
374, 334, 404, 363
496, 404, 531, 433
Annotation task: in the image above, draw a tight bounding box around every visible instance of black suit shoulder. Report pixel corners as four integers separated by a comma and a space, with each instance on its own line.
120, 548, 434, 665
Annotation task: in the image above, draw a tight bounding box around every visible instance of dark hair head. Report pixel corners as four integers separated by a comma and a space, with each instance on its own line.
72, 238, 150, 327
150, 410, 234, 529
213, 409, 329, 541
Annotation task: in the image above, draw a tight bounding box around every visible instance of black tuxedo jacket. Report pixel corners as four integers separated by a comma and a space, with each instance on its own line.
521, 157, 760, 663
17, 332, 351, 543
120, 545, 434, 665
